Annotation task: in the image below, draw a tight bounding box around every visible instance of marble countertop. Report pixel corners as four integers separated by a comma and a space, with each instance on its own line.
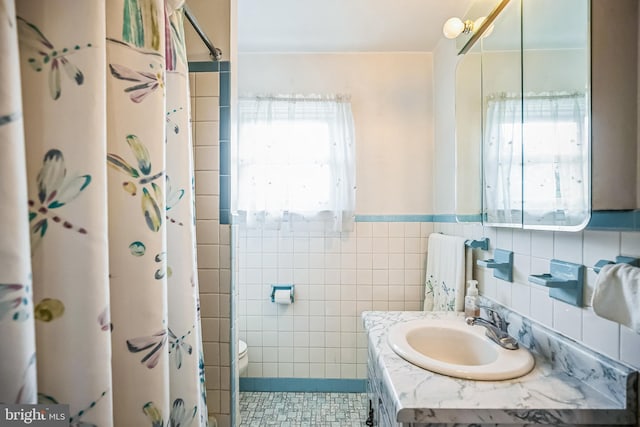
363, 310, 638, 425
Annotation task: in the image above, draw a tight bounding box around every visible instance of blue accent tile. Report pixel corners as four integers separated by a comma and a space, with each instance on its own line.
587, 211, 637, 231
355, 215, 433, 222
455, 214, 483, 223
219, 72, 231, 107
239, 378, 366, 393
350, 211, 640, 229
219, 140, 230, 175
219, 107, 231, 141
188, 61, 219, 72
431, 214, 460, 223
219, 209, 231, 225
219, 175, 230, 210
216, 63, 231, 223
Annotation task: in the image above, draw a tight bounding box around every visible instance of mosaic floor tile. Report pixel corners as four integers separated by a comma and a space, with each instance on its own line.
239, 392, 369, 426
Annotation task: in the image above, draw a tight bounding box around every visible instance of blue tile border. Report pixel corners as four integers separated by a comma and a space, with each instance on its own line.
239, 378, 367, 393
587, 210, 639, 231
431, 214, 459, 223
352, 211, 640, 230
355, 215, 433, 222
227, 211, 640, 229
187, 61, 219, 72
219, 107, 231, 141
353, 214, 482, 223
219, 140, 230, 175
217, 62, 232, 224
455, 214, 483, 222
219, 72, 231, 107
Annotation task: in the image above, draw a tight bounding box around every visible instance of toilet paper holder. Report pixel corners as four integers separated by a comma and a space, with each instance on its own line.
270, 284, 295, 303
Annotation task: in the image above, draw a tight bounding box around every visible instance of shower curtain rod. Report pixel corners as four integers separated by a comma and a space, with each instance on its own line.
183, 4, 223, 61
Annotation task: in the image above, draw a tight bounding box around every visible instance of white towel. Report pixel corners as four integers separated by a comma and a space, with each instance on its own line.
423, 233, 468, 312
592, 263, 640, 333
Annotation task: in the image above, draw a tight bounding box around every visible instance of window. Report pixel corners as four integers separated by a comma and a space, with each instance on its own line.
236, 95, 356, 231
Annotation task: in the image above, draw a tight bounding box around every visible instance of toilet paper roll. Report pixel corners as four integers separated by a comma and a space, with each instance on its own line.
274, 289, 292, 305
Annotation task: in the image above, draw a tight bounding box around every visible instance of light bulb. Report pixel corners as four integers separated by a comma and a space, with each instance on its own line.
473, 16, 486, 32
443, 17, 465, 39
473, 16, 495, 38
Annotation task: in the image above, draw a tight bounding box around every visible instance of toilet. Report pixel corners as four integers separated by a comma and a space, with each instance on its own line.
238, 340, 248, 376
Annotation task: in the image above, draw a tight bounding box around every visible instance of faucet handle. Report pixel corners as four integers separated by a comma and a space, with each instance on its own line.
479, 306, 509, 332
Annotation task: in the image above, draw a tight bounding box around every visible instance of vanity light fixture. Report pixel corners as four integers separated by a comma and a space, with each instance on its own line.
442, 17, 474, 39
442, 16, 494, 40
449, 0, 511, 55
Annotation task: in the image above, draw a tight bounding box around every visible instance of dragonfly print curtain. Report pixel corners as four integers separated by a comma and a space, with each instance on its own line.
0, 0, 208, 425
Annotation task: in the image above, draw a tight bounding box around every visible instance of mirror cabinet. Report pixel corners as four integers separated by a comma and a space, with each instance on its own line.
455, 0, 639, 230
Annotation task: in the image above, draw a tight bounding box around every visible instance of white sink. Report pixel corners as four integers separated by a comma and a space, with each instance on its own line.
387, 318, 534, 381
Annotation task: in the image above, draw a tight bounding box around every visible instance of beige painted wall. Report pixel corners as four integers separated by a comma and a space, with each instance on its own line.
432, 38, 459, 215
238, 52, 435, 215
185, 0, 231, 61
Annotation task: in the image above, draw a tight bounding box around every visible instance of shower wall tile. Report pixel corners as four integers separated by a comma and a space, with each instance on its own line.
191, 67, 232, 422
194, 146, 220, 171
195, 195, 220, 220
194, 121, 219, 146
195, 72, 220, 97
433, 222, 640, 370
195, 96, 220, 121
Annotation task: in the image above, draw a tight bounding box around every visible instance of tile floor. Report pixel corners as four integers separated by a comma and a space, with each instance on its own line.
239, 392, 369, 426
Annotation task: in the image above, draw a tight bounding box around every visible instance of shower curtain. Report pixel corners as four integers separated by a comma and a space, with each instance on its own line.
0, 0, 208, 425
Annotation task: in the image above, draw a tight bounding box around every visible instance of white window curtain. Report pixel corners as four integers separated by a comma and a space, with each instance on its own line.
484, 91, 588, 225
236, 94, 356, 232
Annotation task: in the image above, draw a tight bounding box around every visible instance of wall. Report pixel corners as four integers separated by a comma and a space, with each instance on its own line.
238, 222, 432, 381
185, 0, 231, 62
184, 1, 233, 424
236, 52, 435, 382
238, 53, 434, 215
432, 39, 458, 215
185, 2, 640, 423
189, 67, 233, 426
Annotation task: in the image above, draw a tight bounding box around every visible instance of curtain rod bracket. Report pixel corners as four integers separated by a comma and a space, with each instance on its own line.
183, 4, 222, 61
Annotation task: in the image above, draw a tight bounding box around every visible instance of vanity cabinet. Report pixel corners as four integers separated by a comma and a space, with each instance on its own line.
363, 310, 637, 427
367, 344, 399, 427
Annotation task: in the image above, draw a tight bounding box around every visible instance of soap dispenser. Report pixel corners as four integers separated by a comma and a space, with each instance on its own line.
464, 280, 480, 317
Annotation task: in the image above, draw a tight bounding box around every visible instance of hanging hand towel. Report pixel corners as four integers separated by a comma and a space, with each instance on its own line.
592, 263, 640, 333
423, 233, 467, 311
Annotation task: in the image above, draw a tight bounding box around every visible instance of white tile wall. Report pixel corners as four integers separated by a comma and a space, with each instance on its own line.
433, 222, 640, 370
237, 222, 433, 379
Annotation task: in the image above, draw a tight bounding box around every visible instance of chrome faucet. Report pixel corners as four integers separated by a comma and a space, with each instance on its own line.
465, 307, 519, 350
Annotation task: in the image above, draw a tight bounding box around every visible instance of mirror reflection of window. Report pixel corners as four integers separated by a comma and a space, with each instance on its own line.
484, 92, 588, 226
523, 92, 589, 226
